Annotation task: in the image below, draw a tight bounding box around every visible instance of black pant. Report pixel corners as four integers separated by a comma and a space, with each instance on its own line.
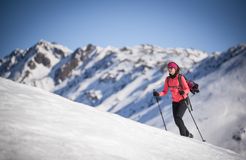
172, 99, 190, 136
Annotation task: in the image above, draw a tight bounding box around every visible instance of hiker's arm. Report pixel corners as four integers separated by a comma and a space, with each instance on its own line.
159, 78, 168, 96
181, 76, 190, 95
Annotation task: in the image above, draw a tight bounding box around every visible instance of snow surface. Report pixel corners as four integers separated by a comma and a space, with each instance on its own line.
0, 77, 243, 160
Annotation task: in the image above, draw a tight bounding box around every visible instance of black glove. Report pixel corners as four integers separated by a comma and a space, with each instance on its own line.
179, 90, 185, 95
153, 91, 159, 97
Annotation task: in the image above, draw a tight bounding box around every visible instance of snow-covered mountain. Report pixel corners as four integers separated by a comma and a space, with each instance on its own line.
0, 40, 208, 113
0, 40, 207, 95
0, 77, 243, 160
0, 40, 71, 90
1, 40, 246, 157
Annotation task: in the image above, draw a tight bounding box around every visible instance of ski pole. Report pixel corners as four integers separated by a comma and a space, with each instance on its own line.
153, 89, 167, 131
187, 96, 193, 111
184, 96, 206, 142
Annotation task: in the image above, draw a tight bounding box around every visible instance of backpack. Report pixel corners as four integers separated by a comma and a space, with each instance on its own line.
167, 74, 199, 95
167, 74, 199, 111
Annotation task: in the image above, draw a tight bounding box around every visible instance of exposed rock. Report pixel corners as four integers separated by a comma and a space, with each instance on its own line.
85, 44, 96, 53
34, 53, 51, 67
55, 58, 78, 84
53, 48, 66, 58
27, 60, 36, 70
120, 47, 129, 52
232, 128, 246, 142
20, 70, 30, 83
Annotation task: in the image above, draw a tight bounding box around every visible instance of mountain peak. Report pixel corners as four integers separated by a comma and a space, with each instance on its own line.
36, 39, 51, 45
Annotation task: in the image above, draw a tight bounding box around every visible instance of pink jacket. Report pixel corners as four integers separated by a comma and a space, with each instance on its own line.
159, 74, 190, 102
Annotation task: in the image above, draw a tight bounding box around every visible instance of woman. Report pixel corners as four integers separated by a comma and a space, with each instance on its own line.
153, 61, 193, 138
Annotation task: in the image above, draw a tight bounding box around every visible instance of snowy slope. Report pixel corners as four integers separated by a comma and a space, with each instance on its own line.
0, 77, 243, 160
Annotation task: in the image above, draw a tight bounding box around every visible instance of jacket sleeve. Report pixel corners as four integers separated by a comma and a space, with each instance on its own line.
181, 76, 190, 95
159, 78, 169, 96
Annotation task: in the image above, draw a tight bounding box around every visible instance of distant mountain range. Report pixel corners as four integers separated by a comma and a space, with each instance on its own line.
1, 40, 246, 157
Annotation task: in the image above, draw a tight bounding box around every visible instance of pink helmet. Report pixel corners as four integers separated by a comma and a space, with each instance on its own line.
167, 61, 179, 70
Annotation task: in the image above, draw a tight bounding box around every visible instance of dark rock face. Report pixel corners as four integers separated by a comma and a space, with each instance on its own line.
85, 44, 96, 53
34, 53, 51, 67
20, 70, 30, 83
53, 48, 66, 58
120, 47, 128, 52
55, 58, 79, 83
54, 44, 97, 84
232, 128, 246, 142
28, 60, 36, 70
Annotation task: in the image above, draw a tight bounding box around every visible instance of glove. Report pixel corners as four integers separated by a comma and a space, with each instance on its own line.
179, 90, 185, 95
153, 91, 159, 97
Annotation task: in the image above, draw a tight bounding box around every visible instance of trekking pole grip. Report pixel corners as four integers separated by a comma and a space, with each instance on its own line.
153, 89, 167, 131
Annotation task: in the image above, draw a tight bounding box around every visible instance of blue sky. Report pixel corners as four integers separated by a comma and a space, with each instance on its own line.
0, 0, 246, 58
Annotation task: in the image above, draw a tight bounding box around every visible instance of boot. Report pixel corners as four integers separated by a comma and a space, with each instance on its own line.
188, 133, 194, 138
